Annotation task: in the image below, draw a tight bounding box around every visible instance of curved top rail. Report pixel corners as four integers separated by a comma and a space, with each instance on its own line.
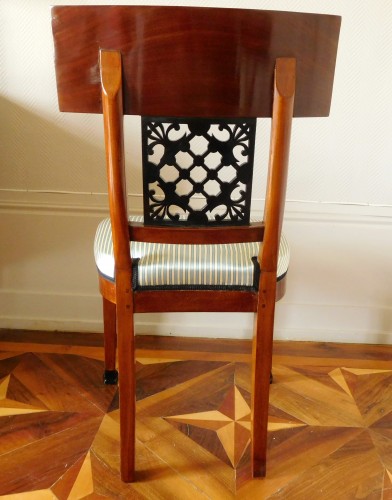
52, 6, 341, 118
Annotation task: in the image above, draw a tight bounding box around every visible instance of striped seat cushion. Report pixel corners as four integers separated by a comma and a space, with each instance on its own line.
94, 216, 289, 290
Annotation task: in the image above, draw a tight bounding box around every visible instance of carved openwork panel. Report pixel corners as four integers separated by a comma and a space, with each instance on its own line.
142, 117, 256, 226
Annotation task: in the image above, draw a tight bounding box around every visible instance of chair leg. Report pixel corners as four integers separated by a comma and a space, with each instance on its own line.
116, 279, 136, 482
251, 271, 277, 478
102, 296, 118, 385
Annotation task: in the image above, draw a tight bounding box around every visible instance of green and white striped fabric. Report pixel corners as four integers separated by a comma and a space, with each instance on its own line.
94, 216, 289, 290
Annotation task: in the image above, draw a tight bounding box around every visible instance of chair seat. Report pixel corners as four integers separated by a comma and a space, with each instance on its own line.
94, 216, 289, 291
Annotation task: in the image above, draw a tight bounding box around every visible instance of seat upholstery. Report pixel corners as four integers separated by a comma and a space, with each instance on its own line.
94, 216, 290, 289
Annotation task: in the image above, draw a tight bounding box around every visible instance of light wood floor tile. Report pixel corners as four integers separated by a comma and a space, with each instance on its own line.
0, 331, 391, 498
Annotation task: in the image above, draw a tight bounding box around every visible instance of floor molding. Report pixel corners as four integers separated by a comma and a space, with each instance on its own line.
1, 290, 391, 344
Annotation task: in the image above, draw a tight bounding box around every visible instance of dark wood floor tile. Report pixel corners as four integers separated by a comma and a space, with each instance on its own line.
11, 353, 103, 415
268, 403, 307, 425
269, 365, 365, 428
283, 364, 358, 394
0, 353, 26, 379
36, 353, 118, 413
51, 452, 85, 500
0, 333, 391, 497
137, 362, 234, 417
0, 411, 94, 457
267, 430, 384, 499
233, 361, 252, 393
6, 373, 51, 409
138, 421, 236, 497
169, 420, 231, 466
90, 413, 120, 472
89, 448, 148, 499
135, 359, 228, 401
0, 416, 102, 495
342, 369, 392, 427
371, 409, 392, 430
369, 428, 392, 472
267, 426, 364, 476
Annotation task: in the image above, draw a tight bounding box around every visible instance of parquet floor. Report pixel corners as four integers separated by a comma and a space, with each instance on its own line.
0, 331, 391, 499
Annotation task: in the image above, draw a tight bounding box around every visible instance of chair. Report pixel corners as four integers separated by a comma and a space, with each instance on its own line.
52, 6, 340, 482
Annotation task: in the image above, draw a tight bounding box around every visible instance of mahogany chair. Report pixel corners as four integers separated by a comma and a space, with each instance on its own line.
52, 6, 340, 482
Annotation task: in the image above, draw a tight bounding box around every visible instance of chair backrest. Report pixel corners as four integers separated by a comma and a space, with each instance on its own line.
52, 6, 340, 271
52, 6, 340, 118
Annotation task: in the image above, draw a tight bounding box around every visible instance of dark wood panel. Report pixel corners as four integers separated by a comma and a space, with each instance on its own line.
52, 6, 341, 117
133, 289, 258, 313
129, 222, 265, 244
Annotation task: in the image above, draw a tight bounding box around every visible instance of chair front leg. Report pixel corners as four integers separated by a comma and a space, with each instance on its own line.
102, 296, 118, 384
251, 271, 277, 477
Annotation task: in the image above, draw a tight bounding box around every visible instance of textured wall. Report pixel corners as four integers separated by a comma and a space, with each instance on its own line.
0, 0, 391, 342
1, 0, 392, 207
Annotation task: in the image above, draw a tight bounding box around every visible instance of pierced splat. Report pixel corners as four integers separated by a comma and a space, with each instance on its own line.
142, 117, 256, 226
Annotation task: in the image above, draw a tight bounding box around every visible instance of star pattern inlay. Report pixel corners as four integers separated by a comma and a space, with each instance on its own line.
1, 345, 392, 497
0, 375, 47, 417
166, 385, 251, 467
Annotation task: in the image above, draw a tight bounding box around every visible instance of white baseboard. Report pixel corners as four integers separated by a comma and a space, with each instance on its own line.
0, 193, 391, 344
0, 290, 103, 332
1, 289, 391, 345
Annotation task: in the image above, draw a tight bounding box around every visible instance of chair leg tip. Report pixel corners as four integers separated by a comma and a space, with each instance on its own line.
121, 473, 135, 483
252, 461, 266, 478
103, 369, 118, 385
270, 372, 273, 384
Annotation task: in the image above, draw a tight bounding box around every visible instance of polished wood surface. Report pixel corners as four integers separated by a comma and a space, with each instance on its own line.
52, 6, 341, 117
101, 49, 136, 482
134, 289, 258, 313
97, 49, 296, 482
251, 58, 296, 476
99, 274, 287, 310
129, 221, 265, 245
0, 331, 391, 498
102, 296, 117, 374
52, 6, 341, 484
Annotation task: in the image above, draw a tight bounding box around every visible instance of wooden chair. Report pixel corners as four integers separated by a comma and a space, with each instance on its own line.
52, 6, 340, 482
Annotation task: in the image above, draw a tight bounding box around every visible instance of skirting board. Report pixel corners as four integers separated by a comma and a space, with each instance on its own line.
1, 193, 391, 345
0, 290, 391, 345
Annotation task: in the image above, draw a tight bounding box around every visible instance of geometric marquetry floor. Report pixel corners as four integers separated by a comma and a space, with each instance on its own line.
0, 331, 391, 499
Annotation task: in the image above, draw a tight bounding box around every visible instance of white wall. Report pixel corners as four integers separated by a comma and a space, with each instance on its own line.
0, 0, 391, 343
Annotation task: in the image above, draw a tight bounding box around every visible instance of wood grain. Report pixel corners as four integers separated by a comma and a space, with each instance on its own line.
1, 332, 391, 498
99, 274, 287, 308
129, 221, 265, 245
101, 48, 136, 482
252, 57, 296, 477
52, 6, 341, 484
52, 6, 340, 117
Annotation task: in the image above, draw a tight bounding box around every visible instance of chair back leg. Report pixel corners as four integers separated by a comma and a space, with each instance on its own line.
251, 272, 277, 476
116, 285, 136, 482
103, 296, 118, 384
